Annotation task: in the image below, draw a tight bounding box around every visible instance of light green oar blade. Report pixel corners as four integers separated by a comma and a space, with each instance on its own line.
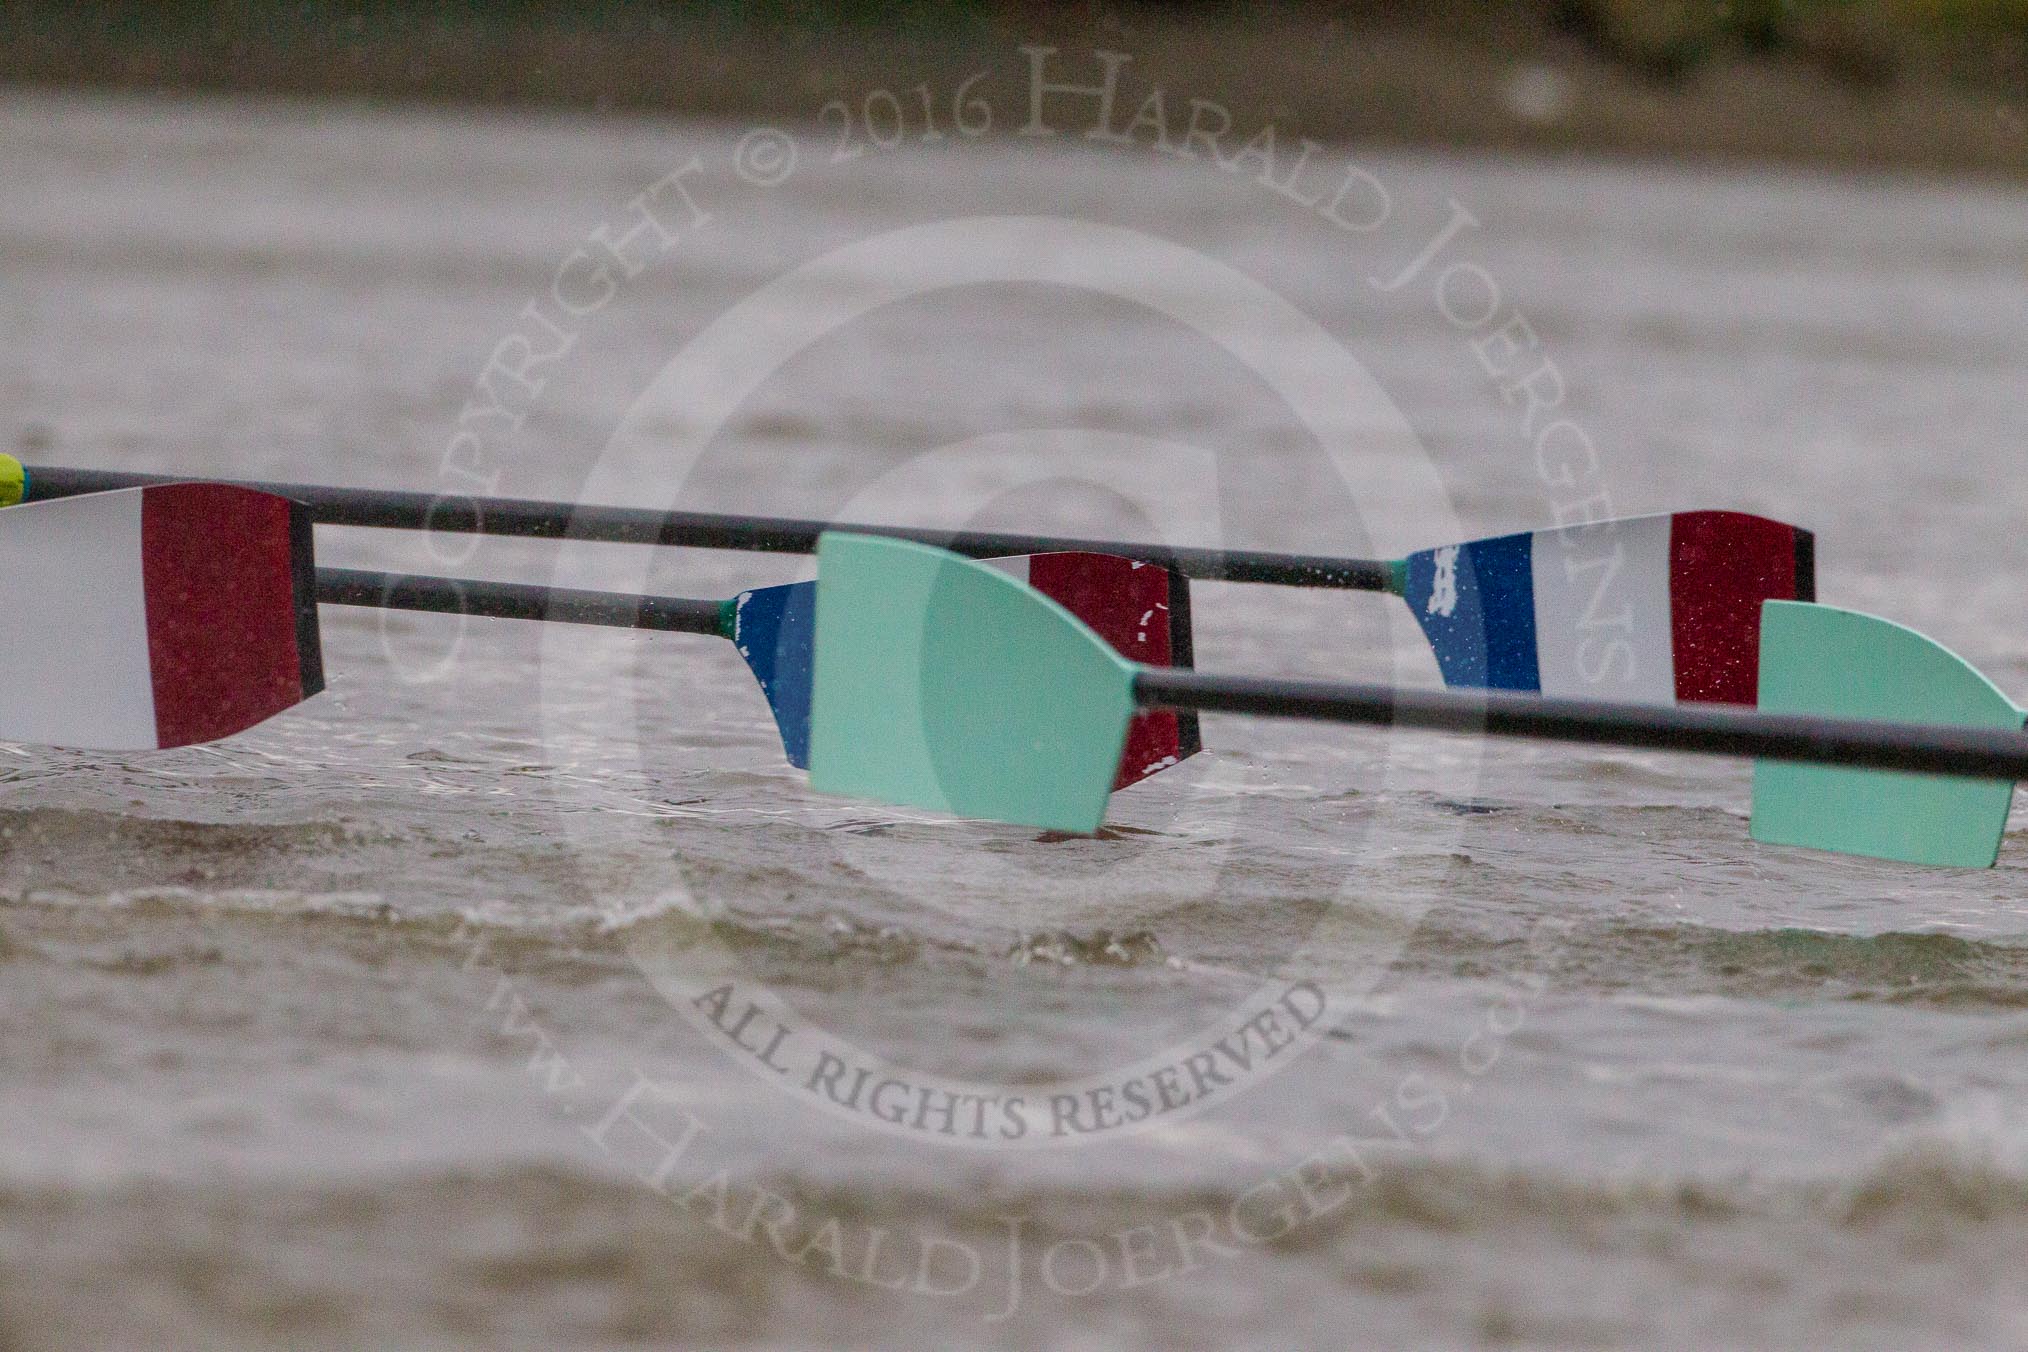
807, 533, 1135, 833
1751, 601, 2024, 868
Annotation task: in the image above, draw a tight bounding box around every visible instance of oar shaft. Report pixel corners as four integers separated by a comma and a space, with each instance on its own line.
1132, 668, 2028, 782
316, 568, 724, 635
26, 466, 1394, 592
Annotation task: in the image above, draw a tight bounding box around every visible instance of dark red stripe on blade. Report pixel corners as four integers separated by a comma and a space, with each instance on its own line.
142, 483, 317, 747
1027, 553, 1189, 789
1670, 511, 1803, 706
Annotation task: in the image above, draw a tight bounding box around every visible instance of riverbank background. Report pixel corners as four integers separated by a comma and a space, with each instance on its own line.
5, 0, 2028, 176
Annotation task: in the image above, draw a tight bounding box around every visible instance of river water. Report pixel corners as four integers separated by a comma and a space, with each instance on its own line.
5, 87, 2028, 1349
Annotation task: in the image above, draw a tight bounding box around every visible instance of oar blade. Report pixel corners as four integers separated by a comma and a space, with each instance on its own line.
1751, 601, 2021, 868
726, 578, 817, 766
0, 483, 323, 750
986, 553, 1198, 788
1401, 511, 1812, 706
807, 533, 1135, 832
731, 551, 1197, 785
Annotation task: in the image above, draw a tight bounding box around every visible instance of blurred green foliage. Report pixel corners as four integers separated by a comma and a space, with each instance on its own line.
1559, 0, 2028, 83
16, 0, 2028, 40
10, 0, 994, 37
7, 0, 2026, 91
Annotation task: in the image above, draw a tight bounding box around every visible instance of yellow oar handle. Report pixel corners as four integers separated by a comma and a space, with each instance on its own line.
0, 454, 22, 508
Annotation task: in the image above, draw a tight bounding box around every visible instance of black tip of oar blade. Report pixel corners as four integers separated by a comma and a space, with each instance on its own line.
0, 484, 323, 750
1166, 563, 1203, 763
1794, 528, 1816, 604
288, 495, 326, 700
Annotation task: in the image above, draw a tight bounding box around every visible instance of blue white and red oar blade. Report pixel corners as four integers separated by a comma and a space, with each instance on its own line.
1400, 510, 1812, 707
728, 551, 1198, 786
0, 483, 323, 749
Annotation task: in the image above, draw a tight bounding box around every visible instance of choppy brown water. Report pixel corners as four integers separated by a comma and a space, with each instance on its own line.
5, 88, 2028, 1349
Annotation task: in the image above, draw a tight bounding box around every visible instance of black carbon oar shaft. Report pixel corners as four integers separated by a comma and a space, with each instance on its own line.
315, 568, 724, 635
1132, 668, 2028, 782
26, 465, 1394, 591
248, 569, 2028, 783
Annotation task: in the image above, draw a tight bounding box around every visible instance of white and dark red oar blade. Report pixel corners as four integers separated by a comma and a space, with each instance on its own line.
0, 483, 322, 749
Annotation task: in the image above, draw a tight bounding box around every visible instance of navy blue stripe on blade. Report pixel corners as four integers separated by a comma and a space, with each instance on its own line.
730, 580, 818, 768
1403, 532, 1542, 693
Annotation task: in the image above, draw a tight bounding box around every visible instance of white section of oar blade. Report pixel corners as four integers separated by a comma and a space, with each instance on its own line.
982, 555, 1031, 583
1530, 513, 1676, 705
0, 488, 157, 747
